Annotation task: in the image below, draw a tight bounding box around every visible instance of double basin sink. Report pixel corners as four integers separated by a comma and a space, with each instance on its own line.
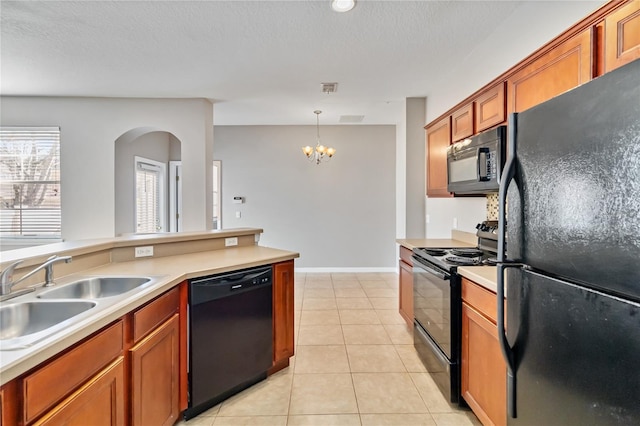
0, 276, 158, 350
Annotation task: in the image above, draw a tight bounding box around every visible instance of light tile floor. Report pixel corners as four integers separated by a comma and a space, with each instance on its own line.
178, 272, 481, 426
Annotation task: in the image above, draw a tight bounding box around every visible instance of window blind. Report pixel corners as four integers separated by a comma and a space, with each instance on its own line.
0, 127, 61, 238
136, 162, 161, 233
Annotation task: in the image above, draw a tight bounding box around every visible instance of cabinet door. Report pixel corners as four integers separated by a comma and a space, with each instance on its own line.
398, 259, 414, 327
461, 302, 506, 426
33, 357, 125, 426
508, 28, 593, 113
474, 82, 506, 132
451, 103, 474, 142
0, 380, 18, 426
130, 314, 180, 426
273, 260, 295, 365
605, 0, 640, 73
426, 116, 452, 197
23, 320, 124, 424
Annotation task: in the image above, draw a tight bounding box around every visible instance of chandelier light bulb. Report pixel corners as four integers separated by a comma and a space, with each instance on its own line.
301, 110, 336, 165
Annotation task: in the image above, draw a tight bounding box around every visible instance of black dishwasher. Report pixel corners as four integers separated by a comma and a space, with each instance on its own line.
184, 265, 273, 420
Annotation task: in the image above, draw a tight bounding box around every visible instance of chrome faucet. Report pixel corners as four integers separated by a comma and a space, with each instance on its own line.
0, 255, 73, 296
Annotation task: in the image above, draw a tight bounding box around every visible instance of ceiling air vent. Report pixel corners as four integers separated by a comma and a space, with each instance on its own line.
339, 115, 364, 123
321, 82, 338, 93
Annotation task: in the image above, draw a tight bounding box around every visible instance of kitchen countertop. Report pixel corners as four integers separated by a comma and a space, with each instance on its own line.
396, 238, 475, 250
397, 229, 477, 250
0, 228, 263, 267
0, 243, 298, 385
458, 266, 501, 294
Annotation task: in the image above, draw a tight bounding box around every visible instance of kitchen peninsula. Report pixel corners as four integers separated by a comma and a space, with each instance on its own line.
0, 228, 299, 425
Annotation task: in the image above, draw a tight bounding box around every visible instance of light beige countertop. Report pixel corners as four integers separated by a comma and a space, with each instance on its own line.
396, 238, 476, 250
458, 266, 502, 294
0, 228, 263, 267
396, 230, 477, 250
0, 241, 298, 385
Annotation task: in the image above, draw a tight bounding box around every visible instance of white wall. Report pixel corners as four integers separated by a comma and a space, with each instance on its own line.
214, 125, 396, 270
0, 97, 214, 241
405, 98, 427, 238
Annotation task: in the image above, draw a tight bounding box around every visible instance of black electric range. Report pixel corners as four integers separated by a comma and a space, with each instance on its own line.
411, 220, 498, 406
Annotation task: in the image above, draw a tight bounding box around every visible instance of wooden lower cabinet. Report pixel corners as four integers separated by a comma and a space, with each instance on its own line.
130, 314, 180, 426
461, 278, 506, 426
33, 357, 125, 426
23, 321, 124, 424
271, 260, 295, 372
0, 380, 19, 426
398, 246, 414, 327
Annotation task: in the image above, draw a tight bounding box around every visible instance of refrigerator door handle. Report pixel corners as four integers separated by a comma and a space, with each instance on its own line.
497, 262, 521, 419
498, 112, 517, 261
497, 112, 519, 418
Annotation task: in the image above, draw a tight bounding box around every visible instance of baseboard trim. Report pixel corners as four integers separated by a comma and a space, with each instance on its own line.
295, 267, 397, 273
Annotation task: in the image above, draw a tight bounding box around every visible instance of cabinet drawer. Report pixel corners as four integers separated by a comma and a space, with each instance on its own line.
33, 357, 125, 426
133, 287, 179, 342
23, 320, 123, 423
461, 277, 498, 324
399, 246, 413, 266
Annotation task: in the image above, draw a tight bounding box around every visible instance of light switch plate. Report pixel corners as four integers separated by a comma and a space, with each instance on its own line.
225, 237, 238, 247
135, 246, 154, 257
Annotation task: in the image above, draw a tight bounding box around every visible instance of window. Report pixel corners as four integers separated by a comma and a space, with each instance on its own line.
0, 127, 62, 241
213, 160, 221, 230
135, 156, 166, 233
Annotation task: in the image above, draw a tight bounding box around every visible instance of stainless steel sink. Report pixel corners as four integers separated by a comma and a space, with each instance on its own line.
38, 277, 152, 300
0, 301, 96, 341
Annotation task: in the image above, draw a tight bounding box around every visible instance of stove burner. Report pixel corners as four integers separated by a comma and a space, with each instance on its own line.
445, 255, 482, 266
483, 257, 499, 266
449, 248, 484, 257
422, 248, 448, 256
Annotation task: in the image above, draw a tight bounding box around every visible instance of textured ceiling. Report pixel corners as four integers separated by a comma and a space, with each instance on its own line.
1, 1, 605, 125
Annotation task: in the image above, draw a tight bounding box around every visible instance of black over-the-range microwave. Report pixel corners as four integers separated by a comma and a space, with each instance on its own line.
446, 125, 506, 195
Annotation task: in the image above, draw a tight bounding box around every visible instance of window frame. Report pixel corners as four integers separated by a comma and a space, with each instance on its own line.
134, 156, 167, 234
0, 126, 62, 245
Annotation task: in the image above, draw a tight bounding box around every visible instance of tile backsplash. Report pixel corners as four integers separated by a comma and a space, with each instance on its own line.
486, 193, 499, 220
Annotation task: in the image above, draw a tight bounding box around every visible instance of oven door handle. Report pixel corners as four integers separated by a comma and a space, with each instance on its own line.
414, 322, 449, 366
412, 255, 450, 280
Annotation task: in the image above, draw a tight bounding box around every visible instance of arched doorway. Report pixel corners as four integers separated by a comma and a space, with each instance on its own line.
114, 128, 181, 236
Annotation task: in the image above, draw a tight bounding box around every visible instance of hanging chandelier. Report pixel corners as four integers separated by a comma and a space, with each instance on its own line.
302, 110, 336, 165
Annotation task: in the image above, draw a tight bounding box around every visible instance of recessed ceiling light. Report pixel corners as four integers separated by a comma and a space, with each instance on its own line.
331, 0, 356, 13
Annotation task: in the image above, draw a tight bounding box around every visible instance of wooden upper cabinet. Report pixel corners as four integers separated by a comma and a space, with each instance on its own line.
508, 28, 594, 113
426, 116, 452, 198
474, 82, 506, 132
605, 0, 640, 72
451, 102, 474, 142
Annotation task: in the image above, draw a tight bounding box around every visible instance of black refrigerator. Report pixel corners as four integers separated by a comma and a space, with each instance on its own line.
496, 58, 640, 425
